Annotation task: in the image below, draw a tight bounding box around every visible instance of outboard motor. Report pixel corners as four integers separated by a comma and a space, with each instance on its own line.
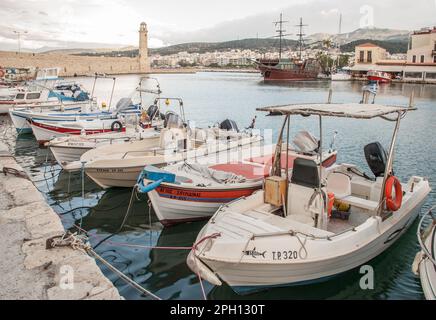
364, 142, 387, 177
146, 105, 159, 120
219, 119, 239, 132
293, 131, 319, 154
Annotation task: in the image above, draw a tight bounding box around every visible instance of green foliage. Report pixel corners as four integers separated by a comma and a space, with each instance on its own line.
340, 39, 408, 54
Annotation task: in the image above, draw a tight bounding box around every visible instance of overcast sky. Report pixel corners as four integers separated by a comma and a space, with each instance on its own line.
1, 0, 436, 51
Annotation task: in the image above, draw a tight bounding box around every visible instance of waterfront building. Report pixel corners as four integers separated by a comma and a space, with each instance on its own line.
350, 28, 436, 83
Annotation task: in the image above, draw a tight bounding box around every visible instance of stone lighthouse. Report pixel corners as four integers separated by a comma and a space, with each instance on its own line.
138, 22, 150, 73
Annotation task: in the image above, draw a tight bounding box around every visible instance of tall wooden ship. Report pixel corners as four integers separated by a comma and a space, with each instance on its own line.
255, 16, 320, 81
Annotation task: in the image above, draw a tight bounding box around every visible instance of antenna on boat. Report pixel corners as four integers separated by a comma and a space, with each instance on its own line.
273, 13, 291, 59
295, 17, 308, 60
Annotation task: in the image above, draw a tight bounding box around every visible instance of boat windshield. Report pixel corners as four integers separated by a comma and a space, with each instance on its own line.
164, 112, 184, 129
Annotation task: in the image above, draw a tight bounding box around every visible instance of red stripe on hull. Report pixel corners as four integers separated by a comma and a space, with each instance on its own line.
367, 76, 390, 83
156, 185, 261, 202
29, 120, 125, 135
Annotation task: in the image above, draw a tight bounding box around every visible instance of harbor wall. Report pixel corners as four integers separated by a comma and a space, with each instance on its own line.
0, 51, 141, 77
0, 141, 122, 300
0, 51, 196, 77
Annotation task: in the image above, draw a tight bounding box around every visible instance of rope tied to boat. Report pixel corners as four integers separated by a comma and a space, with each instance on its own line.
46, 230, 162, 300
2, 166, 29, 180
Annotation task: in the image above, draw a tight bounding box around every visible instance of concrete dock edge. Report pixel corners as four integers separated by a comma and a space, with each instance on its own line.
0, 141, 122, 300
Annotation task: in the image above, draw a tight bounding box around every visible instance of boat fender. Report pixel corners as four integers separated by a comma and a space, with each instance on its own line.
385, 176, 403, 211
111, 120, 123, 132
136, 178, 164, 193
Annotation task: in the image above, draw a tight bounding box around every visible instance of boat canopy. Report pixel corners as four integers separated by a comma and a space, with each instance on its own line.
257, 103, 415, 119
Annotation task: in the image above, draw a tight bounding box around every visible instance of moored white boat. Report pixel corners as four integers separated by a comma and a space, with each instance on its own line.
29, 118, 126, 145
137, 137, 337, 226
48, 127, 160, 169
81, 116, 263, 188
413, 206, 436, 300
187, 101, 431, 294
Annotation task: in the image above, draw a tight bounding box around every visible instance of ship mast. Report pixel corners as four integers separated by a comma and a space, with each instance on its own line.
295, 17, 307, 60
273, 13, 290, 59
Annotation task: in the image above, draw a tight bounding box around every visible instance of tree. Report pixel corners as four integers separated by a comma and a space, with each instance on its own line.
316, 52, 334, 74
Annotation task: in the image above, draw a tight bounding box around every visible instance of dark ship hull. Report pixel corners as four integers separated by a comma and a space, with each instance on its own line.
256, 59, 319, 81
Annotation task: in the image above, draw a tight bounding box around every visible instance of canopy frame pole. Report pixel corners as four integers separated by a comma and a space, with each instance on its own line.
316, 115, 324, 228
285, 115, 291, 214
377, 111, 402, 217
272, 115, 289, 177
108, 77, 116, 109
91, 73, 97, 98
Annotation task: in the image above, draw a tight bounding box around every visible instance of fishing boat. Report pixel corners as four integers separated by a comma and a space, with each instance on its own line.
8, 98, 141, 133
331, 68, 352, 81
255, 16, 320, 81
75, 105, 263, 188
0, 80, 90, 115
28, 118, 126, 145
9, 75, 161, 133
136, 136, 337, 226
187, 101, 431, 294
48, 126, 160, 170
367, 70, 391, 83
413, 206, 436, 300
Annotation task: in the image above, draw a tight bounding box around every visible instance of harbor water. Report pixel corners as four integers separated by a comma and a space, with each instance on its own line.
1, 72, 435, 300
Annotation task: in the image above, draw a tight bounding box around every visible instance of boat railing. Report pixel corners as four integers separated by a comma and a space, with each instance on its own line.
417, 205, 436, 267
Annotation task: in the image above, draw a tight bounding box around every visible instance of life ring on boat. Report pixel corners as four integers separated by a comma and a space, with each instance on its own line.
0, 69, 4, 77
385, 176, 403, 211
110, 120, 123, 132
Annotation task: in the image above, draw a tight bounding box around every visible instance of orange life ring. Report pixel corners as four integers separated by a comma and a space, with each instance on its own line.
0, 69, 5, 78
385, 176, 402, 211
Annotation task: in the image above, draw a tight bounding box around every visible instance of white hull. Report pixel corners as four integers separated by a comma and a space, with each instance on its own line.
331, 73, 352, 81
9, 103, 91, 132
148, 190, 235, 225
49, 129, 159, 169
84, 135, 263, 189
189, 177, 431, 291
50, 144, 93, 166
415, 220, 436, 300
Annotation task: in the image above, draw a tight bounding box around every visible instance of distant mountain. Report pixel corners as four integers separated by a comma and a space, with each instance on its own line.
73, 38, 299, 57
308, 27, 410, 44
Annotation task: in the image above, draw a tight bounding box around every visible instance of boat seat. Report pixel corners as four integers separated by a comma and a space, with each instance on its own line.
327, 172, 352, 198
340, 195, 379, 212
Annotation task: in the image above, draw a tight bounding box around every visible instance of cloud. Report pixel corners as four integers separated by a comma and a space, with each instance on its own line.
0, 0, 434, 51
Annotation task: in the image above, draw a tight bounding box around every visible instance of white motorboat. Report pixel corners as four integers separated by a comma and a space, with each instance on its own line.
29, 118, 127, 145
48, 127, 161, 170
79, 114, 263, 188
187, 101, 431, 294
413, 206, 436, 300
136, 137, 337, 226
0, 80, 90, 115
331, 68, 352, 81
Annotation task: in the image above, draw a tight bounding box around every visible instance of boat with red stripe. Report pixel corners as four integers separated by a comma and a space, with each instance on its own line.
28, 118, 125, 145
